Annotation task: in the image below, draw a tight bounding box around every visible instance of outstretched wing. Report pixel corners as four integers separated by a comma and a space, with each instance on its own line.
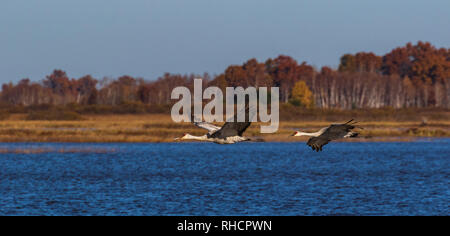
193, 122, 221, 133
307, 137, 330, 152
325, 120, 359, 139
209, 105, 254, 138
214, 121, 251, 137
307, 119, 359, 151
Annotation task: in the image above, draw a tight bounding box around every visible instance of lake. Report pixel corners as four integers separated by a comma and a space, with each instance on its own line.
0, 140, 448, 215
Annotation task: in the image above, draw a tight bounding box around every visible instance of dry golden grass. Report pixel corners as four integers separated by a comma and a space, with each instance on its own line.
0, 113, 448, 143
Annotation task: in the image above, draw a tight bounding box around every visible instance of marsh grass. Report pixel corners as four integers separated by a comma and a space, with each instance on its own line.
26, 110, 84, 121
0, 113, 448, 142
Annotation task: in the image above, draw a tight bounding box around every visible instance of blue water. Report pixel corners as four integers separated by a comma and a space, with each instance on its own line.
0, 140, 449, 215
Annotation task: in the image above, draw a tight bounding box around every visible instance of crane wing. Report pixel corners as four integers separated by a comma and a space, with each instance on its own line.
209, 104, 254, 138
211, 121, 251, 138
323, 121, 357, 140
306, 120, 360, 151
194, 122, 221, 133
307, 137, 330, 152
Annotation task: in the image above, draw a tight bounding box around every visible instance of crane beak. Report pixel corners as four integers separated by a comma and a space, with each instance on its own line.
290, 132, 297, 136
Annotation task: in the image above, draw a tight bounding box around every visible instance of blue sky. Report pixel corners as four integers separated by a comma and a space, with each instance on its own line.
1, 0, 449, 83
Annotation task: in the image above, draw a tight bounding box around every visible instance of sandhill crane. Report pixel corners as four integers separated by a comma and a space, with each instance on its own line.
291, 119, 361, 151
175, 105, 260, 144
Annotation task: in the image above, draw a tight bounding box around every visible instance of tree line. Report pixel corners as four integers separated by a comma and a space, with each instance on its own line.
1, 41, 449, 110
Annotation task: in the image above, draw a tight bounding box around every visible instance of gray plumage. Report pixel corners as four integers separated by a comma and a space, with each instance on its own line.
205, 105, 252, 139
306, 119, 360, 152
193, 122, 221, 134
183, 104, 256, 144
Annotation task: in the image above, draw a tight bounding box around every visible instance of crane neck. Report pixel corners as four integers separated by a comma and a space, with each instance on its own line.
297, 131, 322, 137
184, 134, 209, 141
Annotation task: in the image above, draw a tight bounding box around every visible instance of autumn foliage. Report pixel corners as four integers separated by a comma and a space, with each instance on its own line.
0, 41, 449, 111
290, 81, 314, 108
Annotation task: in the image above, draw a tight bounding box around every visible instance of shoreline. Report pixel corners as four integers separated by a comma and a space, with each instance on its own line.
0, 137, 447, 154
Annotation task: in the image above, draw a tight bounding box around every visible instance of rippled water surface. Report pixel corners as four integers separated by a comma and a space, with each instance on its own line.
0, 140, 449, 215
